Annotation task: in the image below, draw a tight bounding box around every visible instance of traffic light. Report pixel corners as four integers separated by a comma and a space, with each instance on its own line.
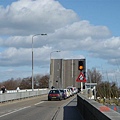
78, 59, 86, 71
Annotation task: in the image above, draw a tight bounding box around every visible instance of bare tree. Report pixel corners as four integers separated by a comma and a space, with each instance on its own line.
19, 77, 32, 89
87, 68, 102, 84
36, 74, 49, 88
0, 78, 21, 90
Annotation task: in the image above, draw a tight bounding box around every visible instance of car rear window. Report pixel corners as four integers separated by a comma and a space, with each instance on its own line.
60, 90, 64, 93
49, 90, 59, 94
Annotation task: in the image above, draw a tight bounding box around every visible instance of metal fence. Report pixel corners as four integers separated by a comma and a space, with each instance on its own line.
0, 89, 49, 102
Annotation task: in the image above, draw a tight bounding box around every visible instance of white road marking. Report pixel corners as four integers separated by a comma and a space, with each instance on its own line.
34, 101, 44, 105
0, 106, 31, 118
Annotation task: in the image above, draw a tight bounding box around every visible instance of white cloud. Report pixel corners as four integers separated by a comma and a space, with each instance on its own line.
54, 21, 111, 39
0, 0, 79, 35
0, 0, 120, 81
0, 46, 53, 66
88, 37, 120, 61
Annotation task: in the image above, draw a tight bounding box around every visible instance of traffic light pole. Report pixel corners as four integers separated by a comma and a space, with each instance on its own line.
78, 59, 86, 92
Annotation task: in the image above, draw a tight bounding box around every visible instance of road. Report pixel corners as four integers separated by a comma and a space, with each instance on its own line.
0, 94, 81, 120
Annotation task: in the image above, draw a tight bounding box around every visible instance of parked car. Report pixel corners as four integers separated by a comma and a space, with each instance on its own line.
69, 88, 74, 96
67, 86, 78, 95
67, 87, 74, 96
48, 89, 62, 101
60, 89, 67, 99
73, 87, 78, 94
64, 89, 70, 98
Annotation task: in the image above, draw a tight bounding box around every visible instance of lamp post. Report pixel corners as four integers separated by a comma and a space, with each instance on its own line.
49, 51, 60, 89
32, 33, 47, 91
50, 51, 60, 60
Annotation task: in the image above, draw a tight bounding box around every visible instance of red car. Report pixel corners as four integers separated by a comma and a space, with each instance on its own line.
48, 89, 62, 101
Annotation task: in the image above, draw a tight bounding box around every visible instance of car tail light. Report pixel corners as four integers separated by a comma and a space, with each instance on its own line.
49, 94, 52, 96
56, 94, 60, 96
49, 94, 60, 97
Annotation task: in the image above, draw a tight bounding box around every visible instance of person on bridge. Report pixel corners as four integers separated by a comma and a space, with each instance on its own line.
51, 86, 55, 89
1, 86, 6, 93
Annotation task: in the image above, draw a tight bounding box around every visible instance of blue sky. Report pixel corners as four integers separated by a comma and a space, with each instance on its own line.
0, 0, 120, 86
57, 0, 120, 36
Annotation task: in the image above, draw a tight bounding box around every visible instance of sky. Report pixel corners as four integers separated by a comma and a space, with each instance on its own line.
0, 0, 120, 86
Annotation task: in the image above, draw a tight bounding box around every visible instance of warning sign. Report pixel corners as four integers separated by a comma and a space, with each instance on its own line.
76, 72, 86, 82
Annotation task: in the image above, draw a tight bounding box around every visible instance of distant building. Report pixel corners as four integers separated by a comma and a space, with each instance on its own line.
49, 59, 86, 89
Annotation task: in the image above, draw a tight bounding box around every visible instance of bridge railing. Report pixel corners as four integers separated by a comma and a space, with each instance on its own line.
0, 89, 49, 102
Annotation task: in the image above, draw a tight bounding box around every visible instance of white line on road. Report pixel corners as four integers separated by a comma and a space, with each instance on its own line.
34, 101, 44, 105
0, 106, 31, 118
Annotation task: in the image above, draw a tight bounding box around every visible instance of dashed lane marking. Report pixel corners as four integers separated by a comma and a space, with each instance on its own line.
0, 106, 31, 118
34, 101, 44, 105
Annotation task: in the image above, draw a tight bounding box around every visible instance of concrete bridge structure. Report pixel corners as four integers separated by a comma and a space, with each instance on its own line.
77, 93, 120, 120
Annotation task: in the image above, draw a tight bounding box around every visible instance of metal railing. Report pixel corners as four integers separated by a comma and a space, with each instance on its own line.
0, 89, 49, 102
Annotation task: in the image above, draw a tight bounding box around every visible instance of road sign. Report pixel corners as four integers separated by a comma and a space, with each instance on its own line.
76, 72, 86, 82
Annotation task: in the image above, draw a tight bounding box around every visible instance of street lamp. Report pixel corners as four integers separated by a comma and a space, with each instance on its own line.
50, 51, 61, 60
32, 33, 47, 91
49, 50, 60, 89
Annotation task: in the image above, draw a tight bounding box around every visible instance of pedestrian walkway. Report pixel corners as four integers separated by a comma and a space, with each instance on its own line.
56, 96, 84, 120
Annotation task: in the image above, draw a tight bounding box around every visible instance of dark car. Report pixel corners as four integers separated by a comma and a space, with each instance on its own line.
60, 89, 67, 100
48, 89, 62, 101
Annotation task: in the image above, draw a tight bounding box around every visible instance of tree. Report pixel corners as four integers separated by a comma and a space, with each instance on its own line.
0, 78, 21, 90
110, 82, 119, 98
86, 68, 120, 98
97, 81, 111, 98
19, 74, 49, 89
19, 77, 32, 89
36, 74, 49, 88
87, 68, 102, 84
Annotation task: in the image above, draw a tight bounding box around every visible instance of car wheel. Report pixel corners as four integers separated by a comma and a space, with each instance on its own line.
48, 98, 51, 101
59, 98, 61, 101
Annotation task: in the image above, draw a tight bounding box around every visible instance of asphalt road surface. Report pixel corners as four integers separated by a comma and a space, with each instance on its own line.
0, 94, 81, 120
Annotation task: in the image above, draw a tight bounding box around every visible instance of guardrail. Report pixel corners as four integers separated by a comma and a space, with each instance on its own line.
0, 89, 49, 102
